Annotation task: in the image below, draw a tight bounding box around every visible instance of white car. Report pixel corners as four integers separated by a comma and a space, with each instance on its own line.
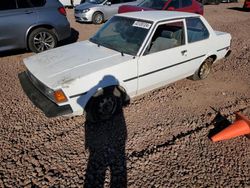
59, 0, 82, 7
20, 11, 231, 122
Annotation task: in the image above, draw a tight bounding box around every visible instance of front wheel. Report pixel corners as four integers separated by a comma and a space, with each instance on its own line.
28, 28, 57, 53
86, 87, 123, 123
92, 12, 104, 24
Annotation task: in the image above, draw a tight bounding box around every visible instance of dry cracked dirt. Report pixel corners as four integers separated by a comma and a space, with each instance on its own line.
0, 2, 249, 188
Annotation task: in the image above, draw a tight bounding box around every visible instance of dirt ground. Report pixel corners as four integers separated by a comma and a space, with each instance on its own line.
0, 2, 249, 188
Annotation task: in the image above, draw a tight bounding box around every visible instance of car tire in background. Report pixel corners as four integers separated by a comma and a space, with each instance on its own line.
191, 57, 214, 80
28, 28, 58, 53
92, 12, 104, 24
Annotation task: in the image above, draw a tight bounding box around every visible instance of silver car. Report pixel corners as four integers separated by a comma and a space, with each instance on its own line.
74, 0, 141, 24
0, 0, 71, 53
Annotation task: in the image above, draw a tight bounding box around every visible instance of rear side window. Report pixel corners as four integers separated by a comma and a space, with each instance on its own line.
181, 0, 192, 7
0, 0, 17, 10
166, 0, 180, 9
17, 0, 32, 8
30, 0, 46, 7
186, 17, 209, 43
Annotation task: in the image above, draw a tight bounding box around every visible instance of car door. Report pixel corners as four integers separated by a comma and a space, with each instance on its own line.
0, 0, 37, 51
137, 19, 202, 95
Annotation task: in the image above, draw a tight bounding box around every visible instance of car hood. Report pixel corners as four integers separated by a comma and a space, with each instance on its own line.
75, 2, 102, 10
23, 41, 133, 89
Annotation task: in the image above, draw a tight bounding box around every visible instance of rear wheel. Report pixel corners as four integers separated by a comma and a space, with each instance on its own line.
86, 86, 123, 123
92, 12, 104, 24
28, 28, 57, 53
192, 57, 214, 80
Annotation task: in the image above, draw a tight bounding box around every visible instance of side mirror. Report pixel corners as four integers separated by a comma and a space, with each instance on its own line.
106, 1, 111, 5
167, 6, 175, 11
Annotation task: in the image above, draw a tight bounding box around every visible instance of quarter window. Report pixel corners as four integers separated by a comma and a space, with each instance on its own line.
186, 17, 209, 43
146, 21, 185, 54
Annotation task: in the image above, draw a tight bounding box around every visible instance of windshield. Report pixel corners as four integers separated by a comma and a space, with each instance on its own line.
86, 0, 105, 4
90, 16, 152, 56
138, 0, 169, 9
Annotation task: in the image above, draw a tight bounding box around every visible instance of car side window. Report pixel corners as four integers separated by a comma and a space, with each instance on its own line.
181, 0, 192, 7
123, 0, 136, 2
186, 17, 209, 43
145, 21, 185, 55
0, 0, 17, 10
166, 0, 180, 9
16, 0, 32, 8
110, 0, 122, 4
30, 0, 46, 7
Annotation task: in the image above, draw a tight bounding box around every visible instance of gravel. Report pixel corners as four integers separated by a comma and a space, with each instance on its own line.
0, 2, 249, 187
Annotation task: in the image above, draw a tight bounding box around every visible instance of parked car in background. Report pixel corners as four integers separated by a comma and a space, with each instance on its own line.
74, 0, 141, 24
20, 11, 231, 122
243, 0, 250, 8
0, 0, 71, 53
59, 0, 83, 7
197, 0, 220, 5
118, 0, 203, 15
220, 0, 238, 3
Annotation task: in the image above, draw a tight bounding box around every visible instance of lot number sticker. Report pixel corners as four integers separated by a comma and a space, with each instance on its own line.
133, 21, 151, 29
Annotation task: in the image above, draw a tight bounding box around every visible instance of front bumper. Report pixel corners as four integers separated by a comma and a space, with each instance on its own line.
18, 72, 73, 118
74, 11, 93, 22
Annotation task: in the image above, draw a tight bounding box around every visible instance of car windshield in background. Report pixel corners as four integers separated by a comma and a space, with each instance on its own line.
138, 0, 168, 9
90, 16, 152, 56
86, 0, 105, 4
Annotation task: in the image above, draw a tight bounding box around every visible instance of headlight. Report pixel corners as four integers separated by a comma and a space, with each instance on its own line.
26, 71, 68, 103
81, 8, 90, 13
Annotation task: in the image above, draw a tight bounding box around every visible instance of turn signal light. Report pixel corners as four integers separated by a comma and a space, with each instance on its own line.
54, 89, 67, 103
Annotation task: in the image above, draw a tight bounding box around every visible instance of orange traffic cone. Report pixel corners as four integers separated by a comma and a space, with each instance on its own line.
211, 112, 250, 142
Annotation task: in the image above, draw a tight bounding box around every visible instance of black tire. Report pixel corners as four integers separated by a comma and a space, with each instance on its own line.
86, 86, 123, 123
192, 57, 213, 80
92, 12, 104, 24
28, 28, 57, 53
202, 0, 207, 5
215, 0, 220, 5
71, 0, 74, 7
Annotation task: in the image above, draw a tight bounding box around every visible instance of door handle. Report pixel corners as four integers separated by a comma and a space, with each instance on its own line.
181, 50, 187, 56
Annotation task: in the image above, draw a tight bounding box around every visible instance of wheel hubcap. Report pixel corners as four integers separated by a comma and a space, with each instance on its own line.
94, 14, 102, 24
199, 63, 210, 79
33, 32, 55, 52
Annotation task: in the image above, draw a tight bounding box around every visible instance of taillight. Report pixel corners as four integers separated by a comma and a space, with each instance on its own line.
58, 7, 66, 16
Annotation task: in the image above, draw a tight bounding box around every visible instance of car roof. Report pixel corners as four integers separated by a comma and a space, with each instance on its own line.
117, 11, 201, 22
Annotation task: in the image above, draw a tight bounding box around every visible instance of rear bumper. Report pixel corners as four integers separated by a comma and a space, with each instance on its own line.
18, 72, 73, 117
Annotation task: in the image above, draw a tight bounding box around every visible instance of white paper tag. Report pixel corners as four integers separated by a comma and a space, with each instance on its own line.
132, 21, 151, 29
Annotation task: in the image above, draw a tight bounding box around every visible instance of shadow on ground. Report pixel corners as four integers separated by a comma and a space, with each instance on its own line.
208, 112, 232, 139
228, 7, 250, 12
84, 112, 127, 188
